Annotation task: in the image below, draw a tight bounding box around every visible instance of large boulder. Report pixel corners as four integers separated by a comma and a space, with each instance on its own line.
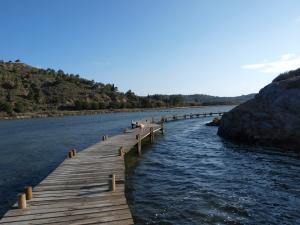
218, 68, 300, 150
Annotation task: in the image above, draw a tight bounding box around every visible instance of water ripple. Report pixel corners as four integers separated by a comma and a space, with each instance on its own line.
127, 118, 300, 225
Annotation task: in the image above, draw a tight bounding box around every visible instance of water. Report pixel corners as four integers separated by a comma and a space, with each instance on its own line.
126, 117, 300, 225
0, 106, 229, 218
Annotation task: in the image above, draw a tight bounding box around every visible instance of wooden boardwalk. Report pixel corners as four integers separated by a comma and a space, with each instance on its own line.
0, 122, 162, 225
0, 112, 223, 225
131, 112, 224, 128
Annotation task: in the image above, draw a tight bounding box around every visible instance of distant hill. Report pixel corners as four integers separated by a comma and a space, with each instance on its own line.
0, 60, 255, 116
182, 94, 256, 106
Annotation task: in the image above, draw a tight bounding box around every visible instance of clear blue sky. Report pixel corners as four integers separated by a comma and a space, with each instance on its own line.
1, 0, 300, 96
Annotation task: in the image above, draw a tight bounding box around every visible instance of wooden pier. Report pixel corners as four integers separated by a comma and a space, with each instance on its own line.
0, 111, 224, 224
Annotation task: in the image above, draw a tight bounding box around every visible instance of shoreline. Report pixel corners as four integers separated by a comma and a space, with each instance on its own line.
0, 105, 235, 121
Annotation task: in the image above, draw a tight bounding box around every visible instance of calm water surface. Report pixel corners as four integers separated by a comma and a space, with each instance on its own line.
126, 116, 300, 225
0, 106, 229, 218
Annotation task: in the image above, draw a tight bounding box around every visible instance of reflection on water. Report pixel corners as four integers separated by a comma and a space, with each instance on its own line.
126, 118, 300, 225
0, 106, 231, 217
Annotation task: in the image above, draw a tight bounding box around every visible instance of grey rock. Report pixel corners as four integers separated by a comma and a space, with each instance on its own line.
206, 117, 221, 126
218, 68, 300, 150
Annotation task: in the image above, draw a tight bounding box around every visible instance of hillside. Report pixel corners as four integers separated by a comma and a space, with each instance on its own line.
0, 60, 254, 116
182, 94, 255, 106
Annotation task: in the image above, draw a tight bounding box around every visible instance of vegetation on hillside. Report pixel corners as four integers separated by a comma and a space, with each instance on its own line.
0, 60, 254, 116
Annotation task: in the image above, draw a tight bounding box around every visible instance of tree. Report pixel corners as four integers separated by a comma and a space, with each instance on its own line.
74, 100, 89, 110
14, 102, 25, 113
90, 101, 99, 110
125, 90, 137, 100
57, 69, 64, 75
0, 101, 13, 114
109, 101, 121, 109
98, 101, 107, 109
169, 95, 183, 106
140, 98, 152, 108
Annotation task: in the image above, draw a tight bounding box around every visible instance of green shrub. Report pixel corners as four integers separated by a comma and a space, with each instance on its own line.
0, 101, 13, 114
98, 101, 107, 109
14, 102, 25, 113
90, 101, 99, 110
74, 100, 90, 110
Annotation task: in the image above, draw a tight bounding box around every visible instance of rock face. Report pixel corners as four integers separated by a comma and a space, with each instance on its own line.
206, 117, 221, 126
218, 68, 300, 150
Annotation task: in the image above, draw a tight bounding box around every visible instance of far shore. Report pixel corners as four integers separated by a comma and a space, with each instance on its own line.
0, 105, 235, 121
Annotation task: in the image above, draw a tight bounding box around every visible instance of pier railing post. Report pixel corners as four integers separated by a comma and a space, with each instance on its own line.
119, 146, 125, 157
18, 193, 26, 209
161, 123, 164, 135
68, 150, 73, 159
71, 149, 77, 157
102, 135, 108, 141
150, 127, 154, 143
25, 186, 33, 200
109, 174, 116, 192
136, 134, 142, 156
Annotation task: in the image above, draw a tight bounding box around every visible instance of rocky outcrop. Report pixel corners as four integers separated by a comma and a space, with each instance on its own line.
218, 68, 300, 150
206, 117, 221, 126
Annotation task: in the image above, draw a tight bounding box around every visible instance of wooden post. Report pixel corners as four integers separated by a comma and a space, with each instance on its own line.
71, 149, 76, 157
110, 174, 116, 192
25, 186, 33, 200
150, 127, 154, 143
161, 123, 164, 134
136, 134, 142, 156
68, 151, 73, 159
18, 193, 26, 209
102, 135, 108, 141
119, 147, 125, 157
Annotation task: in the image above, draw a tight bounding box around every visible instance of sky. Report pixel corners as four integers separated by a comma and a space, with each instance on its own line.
1, 0, 300, 96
